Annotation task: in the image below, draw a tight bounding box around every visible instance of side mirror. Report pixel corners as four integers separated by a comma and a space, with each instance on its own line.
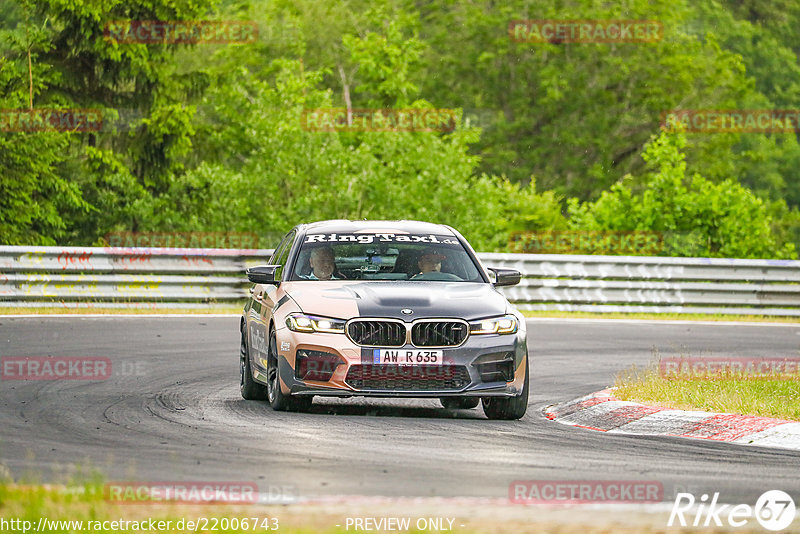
246, 265, 280, 285
487, 267, 521, 287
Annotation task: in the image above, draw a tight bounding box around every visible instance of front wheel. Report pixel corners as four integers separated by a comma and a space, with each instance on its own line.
482, 358, 529, 420
266, 329, 312, 412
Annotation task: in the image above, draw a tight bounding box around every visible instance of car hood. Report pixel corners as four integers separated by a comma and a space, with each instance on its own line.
283, 281, 509, 321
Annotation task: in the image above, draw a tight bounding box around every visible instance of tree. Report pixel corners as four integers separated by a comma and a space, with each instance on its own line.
567, 128, 796, 258
163, 20, 565, 250
0, 2, 88, 244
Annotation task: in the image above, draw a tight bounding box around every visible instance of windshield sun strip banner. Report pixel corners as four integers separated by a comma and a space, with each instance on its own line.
303, 233, 461, 245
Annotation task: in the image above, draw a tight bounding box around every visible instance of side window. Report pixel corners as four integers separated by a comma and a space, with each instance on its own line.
272, 231, 296, 281
269, 234, 290, 266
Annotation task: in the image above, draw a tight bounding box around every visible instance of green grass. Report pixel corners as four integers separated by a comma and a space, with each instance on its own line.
614, 364, 800, 421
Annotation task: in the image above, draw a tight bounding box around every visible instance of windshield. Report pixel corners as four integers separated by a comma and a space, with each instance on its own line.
290, 232, 484, 282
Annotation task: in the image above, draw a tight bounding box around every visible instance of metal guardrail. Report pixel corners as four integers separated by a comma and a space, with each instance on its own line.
480, 253, 800, 316
2, 247, 800, 315
0, 246, 272, 309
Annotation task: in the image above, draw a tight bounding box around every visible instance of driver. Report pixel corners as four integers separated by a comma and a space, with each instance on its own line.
412, 249, 447, 278
301, 247, 340, 280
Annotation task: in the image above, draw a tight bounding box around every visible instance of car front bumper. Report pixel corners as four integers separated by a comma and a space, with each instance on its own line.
252, 325, 528, 398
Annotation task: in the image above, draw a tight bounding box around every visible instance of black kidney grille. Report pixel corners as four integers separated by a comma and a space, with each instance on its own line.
347, 320, 406, 347
345, 364, 470, 391
411, 321, 468, 347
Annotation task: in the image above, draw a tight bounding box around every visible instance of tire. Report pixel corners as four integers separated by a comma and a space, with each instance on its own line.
440, 397, 481, 410
266, 328, 312, 412
240, 328, 268, 400
482, 358, 529, 420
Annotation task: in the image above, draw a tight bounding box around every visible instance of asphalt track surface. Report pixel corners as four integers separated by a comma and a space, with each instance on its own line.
1, 316, 799, 504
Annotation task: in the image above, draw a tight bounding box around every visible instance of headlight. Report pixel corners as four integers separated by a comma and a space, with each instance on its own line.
286, 313, 346, 333
469, 314, 518, 335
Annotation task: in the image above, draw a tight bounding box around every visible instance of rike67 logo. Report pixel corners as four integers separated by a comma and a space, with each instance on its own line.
669, 490, 796, 531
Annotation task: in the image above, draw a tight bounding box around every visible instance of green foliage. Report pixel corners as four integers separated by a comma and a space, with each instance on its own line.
0, 0, 798, 258
568, 129, 796, 258
0, 2, 89, 245
161, 53, 564, 250
0, 0, 215, 244
342, 6, 425, 108
413, 0, 755, 197
0, 132, 88, 244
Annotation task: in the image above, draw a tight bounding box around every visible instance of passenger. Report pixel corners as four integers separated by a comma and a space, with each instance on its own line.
412, 249, 447, 278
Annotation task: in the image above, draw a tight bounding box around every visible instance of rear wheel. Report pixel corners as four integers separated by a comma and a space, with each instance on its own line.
240, 328, 267, 400
440, 397, 481, 410
266, 328, 312, 412
482, 358, 529, 420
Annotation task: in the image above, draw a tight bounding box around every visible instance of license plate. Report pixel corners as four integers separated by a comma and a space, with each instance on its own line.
372, 349, 443, 365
